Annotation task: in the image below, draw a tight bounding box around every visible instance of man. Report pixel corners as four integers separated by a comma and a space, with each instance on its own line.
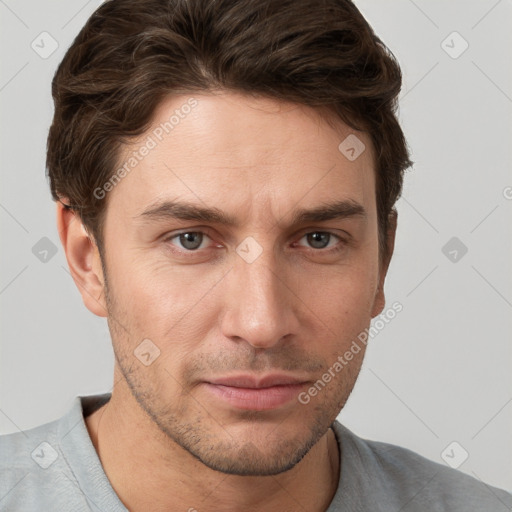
1, 0, 510, 510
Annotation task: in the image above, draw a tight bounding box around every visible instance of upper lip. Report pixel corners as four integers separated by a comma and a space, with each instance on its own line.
206, 374, 309, 389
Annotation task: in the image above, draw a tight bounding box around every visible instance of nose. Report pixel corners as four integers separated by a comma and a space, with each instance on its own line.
220, 244, 300, 350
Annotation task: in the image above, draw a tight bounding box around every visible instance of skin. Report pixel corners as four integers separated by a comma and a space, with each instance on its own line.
57, 90, 396, 512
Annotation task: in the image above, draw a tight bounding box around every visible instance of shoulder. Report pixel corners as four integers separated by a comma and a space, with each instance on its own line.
331, 420, 512, 511
0, 418, 68, 501
0, 403, 95, 512
0, 418, 61, 472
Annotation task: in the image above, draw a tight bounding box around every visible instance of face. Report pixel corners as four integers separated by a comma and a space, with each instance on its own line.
91, 91, 389, 476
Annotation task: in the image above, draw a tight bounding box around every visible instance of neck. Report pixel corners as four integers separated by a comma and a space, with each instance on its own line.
85, 377, 340, 512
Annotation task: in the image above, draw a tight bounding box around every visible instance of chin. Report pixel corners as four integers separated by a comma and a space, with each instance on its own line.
190, 438, 313, 476
173, 418, 328, 477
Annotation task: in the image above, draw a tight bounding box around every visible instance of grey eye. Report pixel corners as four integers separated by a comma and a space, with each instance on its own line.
305, 232, 333, 249
176, 232, 204, 250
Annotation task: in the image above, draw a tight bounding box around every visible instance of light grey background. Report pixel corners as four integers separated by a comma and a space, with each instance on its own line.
1, 0, 511, 493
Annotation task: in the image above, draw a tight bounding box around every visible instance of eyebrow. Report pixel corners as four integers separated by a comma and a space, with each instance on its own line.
136, 198, 367, 228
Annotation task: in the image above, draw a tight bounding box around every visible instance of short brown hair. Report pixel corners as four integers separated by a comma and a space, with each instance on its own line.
47, 0, 412, 261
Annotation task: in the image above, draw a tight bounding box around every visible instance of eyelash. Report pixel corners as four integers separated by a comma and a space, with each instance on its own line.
163, 230, 348, 257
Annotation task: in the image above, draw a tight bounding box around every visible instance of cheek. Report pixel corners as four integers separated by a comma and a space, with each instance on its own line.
299, 264, 379, 367
112, 251, 197, 308
302, 254, 379, 320
108, 254, 224, 346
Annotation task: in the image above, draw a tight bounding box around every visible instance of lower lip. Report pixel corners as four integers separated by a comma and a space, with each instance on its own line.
203, 383, 306, 411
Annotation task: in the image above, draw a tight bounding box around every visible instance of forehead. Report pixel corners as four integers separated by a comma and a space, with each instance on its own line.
107, 91, 376, 226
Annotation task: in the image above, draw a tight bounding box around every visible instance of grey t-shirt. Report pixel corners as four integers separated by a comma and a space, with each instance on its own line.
1, 393, 511, 511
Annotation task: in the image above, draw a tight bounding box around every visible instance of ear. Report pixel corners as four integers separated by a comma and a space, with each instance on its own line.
56, 200, 108, 317
371, 208, 397, 318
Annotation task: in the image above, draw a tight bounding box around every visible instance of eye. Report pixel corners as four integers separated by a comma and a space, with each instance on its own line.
162, 229, 347, 257
166, 231, 211, 251
296, 231, 345, 251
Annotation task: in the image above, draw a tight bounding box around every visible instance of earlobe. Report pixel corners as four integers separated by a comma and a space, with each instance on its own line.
371, 209, 398, 318
371, 284, 386, 318
56, 200, 108, 318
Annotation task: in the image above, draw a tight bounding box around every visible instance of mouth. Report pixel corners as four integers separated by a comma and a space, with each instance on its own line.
202, 374, 310, 411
